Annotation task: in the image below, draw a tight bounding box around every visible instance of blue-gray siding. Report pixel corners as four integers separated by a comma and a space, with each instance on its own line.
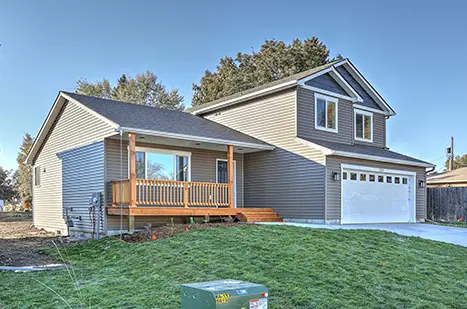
305, 73, 348, 96
59, 141, 105, 236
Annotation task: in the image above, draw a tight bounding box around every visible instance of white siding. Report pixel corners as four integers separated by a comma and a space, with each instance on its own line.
32, 100, 115, 234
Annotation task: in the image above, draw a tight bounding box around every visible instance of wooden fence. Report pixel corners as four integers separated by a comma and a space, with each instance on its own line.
427, 187, 467, 221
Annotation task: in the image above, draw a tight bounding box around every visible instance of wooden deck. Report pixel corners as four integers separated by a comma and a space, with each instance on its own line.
106, 206, 283, 222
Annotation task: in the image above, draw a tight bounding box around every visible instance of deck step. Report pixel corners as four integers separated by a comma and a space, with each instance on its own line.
236, 209, 283, 223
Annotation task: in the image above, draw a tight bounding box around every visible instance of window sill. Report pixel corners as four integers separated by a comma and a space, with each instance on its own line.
315, 126, 338, 134
354, 137, 373, 143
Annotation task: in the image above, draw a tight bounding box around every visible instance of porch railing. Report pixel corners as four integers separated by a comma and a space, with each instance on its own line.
112, 179, 230, 207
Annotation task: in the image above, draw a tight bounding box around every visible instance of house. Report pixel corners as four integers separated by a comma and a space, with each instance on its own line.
427, 167, 467, 187
26, 58, 434, 237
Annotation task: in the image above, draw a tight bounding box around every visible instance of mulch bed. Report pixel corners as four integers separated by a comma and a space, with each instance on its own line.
0, 214, 64, 267
119, 223, 239, 243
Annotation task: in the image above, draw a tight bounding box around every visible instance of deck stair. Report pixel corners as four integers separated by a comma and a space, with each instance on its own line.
237, 208, 283, 223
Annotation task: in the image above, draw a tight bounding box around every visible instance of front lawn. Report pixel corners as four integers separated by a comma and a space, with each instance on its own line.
1, 225, 467, 308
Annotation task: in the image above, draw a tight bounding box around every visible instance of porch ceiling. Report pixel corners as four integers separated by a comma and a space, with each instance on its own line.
108, 133, 266, 153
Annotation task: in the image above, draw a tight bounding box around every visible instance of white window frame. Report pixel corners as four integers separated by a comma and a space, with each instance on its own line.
128, 146, 192, 181
354, 109, 373, 143
314, 93, 339, 133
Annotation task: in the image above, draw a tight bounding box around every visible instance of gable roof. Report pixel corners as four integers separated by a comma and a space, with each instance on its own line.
427, 167, 467, 184
26, 92, 274, 164
297, 137, 434, 168
189, 58, 395, 116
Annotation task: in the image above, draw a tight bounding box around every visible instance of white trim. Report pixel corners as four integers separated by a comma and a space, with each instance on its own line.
298, 67, 334, 83
295, 137, 435, 168
299, 85, 355, 102
353, 104, 387, 115
314, 93, 339, 133
329, 68, 364, 102
129, 146, 192, 181
340, 164, 417, 224
341, 164, 417, 177
191, 80, 297, 115
334, 60, 396, 116
354, 109, 373, 143
120, 127, 275, 151
333, 151, 435, 168
216, 159, 237, 208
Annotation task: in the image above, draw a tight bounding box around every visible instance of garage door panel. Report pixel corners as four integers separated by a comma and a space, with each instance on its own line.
342, 168, 414, 224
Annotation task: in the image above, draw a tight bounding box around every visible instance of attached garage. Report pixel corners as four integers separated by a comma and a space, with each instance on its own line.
341, 164, 416, 224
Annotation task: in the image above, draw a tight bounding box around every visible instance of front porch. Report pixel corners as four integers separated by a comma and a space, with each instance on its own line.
105, 131, 281, 230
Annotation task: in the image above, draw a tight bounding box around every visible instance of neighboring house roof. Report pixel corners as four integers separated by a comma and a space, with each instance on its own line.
297, 137, 435, 168
26, 92, 274, 164
189, 58, 396, 117
427, 167, 467, 184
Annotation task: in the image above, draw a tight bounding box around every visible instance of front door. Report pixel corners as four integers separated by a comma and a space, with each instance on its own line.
217, 159, 237, 208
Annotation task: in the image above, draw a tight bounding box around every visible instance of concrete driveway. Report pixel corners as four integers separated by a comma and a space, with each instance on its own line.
262, 222, 467, 247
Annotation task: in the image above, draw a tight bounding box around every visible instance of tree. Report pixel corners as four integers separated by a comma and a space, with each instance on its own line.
16, 133, 34, 209
445, 154, 467, 170
76, 71, 184, 110
192, 37, 341, 106
0, 166, 17, 201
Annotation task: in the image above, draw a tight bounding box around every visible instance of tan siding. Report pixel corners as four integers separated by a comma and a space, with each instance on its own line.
104, 139, 244, 231
205, 89, 326, 220
33, 101, 116, 234
325, 156, 427, 220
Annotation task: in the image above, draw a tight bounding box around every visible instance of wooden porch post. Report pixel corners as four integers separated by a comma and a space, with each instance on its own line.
227, 144, 234, 208
128, 132, 136, 232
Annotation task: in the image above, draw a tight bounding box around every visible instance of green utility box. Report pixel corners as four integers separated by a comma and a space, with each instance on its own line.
181, 280, 268, 309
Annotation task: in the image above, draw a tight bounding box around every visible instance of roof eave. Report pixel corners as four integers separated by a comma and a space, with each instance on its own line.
120, 127, 275, 151
191, 80, 298, 115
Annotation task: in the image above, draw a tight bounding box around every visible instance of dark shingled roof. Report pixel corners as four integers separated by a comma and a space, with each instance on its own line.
188, 60, 343, 113
301, 137, 434, 167
62, 92, 272, 148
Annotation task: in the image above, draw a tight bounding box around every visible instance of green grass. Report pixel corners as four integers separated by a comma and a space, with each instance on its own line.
438, 222, 467, 228
1, 225, 467, 309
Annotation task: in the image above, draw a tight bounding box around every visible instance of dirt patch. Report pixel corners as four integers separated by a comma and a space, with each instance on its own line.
0, 214, 65, 267
120, 223, 239, 243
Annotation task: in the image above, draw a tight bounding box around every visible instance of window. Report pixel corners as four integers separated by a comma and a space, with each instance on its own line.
403, 178, 408, 185
360, 173, 367, 181
378, 175, 384, 183
342, 172, 347, 180
395, 177, 400, 184
133, 148, 190, 181
350, 173, 357, 180
386, 176, 392, 183
315, 94, 338, 133
34, 166, 41, 186
369, 174, 375, 182
354, 110, 373, 142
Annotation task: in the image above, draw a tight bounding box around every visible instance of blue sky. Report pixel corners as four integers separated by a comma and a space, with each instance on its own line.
0, 0, 466, 171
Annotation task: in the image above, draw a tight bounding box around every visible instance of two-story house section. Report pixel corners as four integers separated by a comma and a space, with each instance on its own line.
191, 58, 435, 224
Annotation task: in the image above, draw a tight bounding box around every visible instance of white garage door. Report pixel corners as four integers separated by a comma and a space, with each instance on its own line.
341, 165, 416, 224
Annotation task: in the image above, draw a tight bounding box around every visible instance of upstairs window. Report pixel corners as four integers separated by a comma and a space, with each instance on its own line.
354, 109, 373, 142
315, 94, 338, 133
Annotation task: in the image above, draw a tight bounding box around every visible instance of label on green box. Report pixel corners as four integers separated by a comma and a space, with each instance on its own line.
249, 298, 267, 309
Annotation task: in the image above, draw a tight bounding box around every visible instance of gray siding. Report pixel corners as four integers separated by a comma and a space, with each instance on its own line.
59, 142, 105, 237
204, 89, 326, 220
32, 100, 116, 234
105, 139, 244, 230
305, 73, 348, 96
297, 87, 386, 148
336, 66, 381, 110
325, 156, 427, 221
